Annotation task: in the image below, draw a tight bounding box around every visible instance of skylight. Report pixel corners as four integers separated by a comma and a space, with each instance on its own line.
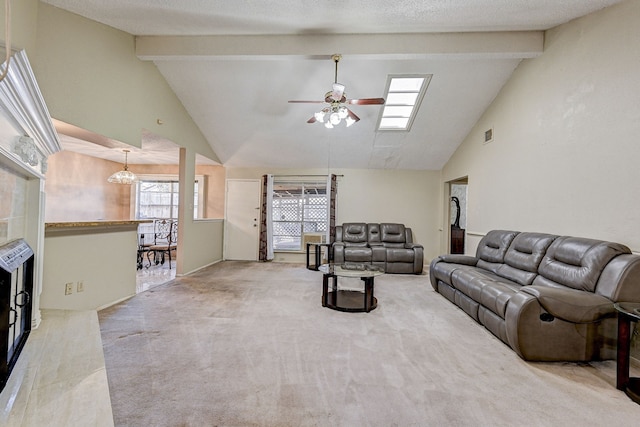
377, 75, 431, 132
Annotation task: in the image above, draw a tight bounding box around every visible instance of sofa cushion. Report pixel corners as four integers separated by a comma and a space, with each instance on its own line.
451, 268, 520, 302
496, 232, 558, 286
386, 248, 415, 263
453, 273, 493, 303
535, 236, 630, 292
371, 245, 386, 262
342, 223, 368, 246
430, 261, 475, 286
475, 230, 519, 273
380, 223, 407, 248
343, 246, 372, 262
480, 281, 520, 318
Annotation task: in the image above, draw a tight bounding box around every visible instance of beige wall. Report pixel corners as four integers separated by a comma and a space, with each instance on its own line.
442, 0, 640, 254
41, 227, 138, 310
45, 152, 226, 221
31, 3, 218, 163
179, 219, 223, 274
0, 0, 39, 54
227, 167, 442, 262
45, 151, 131, 222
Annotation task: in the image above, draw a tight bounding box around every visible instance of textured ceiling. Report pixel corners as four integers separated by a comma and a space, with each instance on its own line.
42, 0, 624, 35
43, 0, 625, 169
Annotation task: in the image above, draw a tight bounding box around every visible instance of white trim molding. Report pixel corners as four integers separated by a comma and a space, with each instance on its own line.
0, 50, 61, 176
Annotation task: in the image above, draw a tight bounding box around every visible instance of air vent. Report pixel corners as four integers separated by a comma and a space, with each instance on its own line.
484, 128, 494, 144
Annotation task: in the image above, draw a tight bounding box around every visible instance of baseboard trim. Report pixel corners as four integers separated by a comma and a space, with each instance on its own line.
178, 259, 223, 277
96, 293, 136, 311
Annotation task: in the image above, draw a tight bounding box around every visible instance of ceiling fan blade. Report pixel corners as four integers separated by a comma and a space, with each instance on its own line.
288, 100, 326, 104
347, 98, 385, 105
307, 116, 317, 124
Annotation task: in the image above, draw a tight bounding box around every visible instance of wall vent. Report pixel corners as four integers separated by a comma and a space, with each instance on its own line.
484, 128, 494, 144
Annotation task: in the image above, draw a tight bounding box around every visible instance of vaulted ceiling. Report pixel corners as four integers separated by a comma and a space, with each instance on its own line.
43, 0, 624, 170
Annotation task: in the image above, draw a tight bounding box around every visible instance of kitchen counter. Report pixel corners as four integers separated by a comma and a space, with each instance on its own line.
45, 220, 152, 234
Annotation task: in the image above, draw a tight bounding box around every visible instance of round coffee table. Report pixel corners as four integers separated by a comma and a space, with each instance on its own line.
319, 263, 384, 313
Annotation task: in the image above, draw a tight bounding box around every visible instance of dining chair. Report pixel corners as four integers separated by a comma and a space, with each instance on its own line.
148, 219, 178, 269
136, 232, 154, 269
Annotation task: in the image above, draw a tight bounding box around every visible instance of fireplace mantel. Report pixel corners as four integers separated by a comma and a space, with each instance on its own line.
0, 50, 61, 177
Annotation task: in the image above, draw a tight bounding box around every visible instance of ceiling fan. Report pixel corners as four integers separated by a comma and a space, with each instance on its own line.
288, 54, 385, 128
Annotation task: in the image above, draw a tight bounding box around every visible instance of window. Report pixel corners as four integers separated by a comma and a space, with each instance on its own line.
377, 74, 432, 131
134, 175, 203, 220
271, 180, 328, 251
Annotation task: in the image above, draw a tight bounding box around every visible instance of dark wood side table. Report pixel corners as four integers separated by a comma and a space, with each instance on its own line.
450, 227, 465, 254
614, 302, 640, 404
319, 263, 384, 313
306, 243, 331, 271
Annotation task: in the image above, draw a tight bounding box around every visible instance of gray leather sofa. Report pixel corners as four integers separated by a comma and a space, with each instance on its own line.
430, 230, 640, 362
333, 223, 424, 274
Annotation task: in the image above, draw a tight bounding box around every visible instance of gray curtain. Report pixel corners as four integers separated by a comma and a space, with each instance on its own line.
329, 174, 337, 244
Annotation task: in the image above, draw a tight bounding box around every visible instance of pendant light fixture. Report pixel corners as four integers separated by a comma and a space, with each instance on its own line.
107, 149, 138, 184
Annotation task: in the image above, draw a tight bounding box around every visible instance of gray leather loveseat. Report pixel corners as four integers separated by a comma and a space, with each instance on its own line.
430, 230, 640, 362
333, 223, 424, 274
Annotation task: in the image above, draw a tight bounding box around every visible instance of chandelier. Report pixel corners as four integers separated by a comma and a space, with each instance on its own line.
107, 149, 138, 184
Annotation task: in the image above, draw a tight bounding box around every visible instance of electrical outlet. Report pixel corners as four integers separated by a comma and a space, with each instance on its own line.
65, 282, 73, 295
77, 281, 84, 292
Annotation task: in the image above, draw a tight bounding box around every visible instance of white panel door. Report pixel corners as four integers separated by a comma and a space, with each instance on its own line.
224, 179, 261, 260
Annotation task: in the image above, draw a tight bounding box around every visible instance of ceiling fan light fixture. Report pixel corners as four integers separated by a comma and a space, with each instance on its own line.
289, 54, 385, 128
329, 112, 341, 125
331, 83, 345, 101
345, 116, 356, 127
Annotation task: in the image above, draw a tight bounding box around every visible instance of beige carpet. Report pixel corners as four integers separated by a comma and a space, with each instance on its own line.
98, 261, 640, 426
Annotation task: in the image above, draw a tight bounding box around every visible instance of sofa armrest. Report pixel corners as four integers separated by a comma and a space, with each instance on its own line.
332, 242, 345, 264
405, 243, 423, 249
505, 287, 617, 361
520, 286, 615, 323
437, 254, 478, 266
412, 245, 424, 274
